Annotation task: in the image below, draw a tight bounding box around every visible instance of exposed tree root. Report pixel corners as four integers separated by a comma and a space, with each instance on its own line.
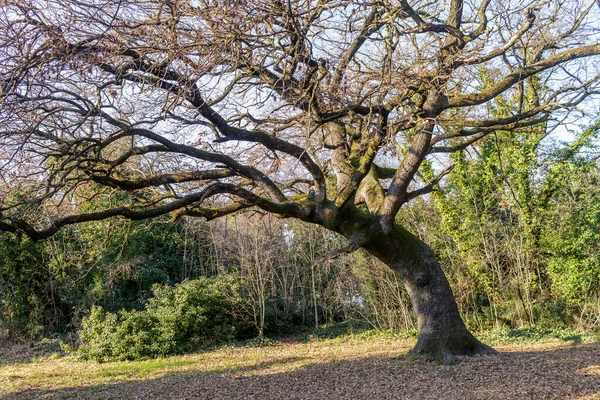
408, 332, 498, 364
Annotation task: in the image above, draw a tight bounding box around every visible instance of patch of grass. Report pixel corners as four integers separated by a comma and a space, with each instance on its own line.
95, 359, 197, 379
240, 336, 281, 347
343, 328, 418, 341
296, 321, 417, 343
478, 327, 599, 346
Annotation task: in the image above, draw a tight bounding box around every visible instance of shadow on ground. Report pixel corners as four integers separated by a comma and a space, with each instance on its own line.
2, 344, 599, 400
0, 339, 66, 366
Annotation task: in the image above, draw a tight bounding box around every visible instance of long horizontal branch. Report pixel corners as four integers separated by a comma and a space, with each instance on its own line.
182, 202, 252, 221
0, 183, 306, 240
90, 169, 237, 190
0, 184, 228, 240
448, 43, 600, 108
127, 128, 287, 203
430, 115, 549, 153
430, 133, 486, 153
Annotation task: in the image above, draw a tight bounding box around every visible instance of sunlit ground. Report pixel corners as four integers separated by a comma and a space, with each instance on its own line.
1, 334, 599, 399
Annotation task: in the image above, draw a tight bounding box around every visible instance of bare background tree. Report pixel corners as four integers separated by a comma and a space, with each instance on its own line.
1, 0, 599, 361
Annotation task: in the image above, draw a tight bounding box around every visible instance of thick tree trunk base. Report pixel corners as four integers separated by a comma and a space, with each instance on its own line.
409, 331, 497, 364
337, 211, 498, 365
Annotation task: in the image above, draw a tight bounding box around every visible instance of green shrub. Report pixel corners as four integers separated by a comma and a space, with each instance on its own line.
78, 307, 119, 362
0, 232, 47, 338
78, 276, 252, 361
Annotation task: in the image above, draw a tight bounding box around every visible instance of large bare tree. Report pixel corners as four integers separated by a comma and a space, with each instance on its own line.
1, 0, 599, 361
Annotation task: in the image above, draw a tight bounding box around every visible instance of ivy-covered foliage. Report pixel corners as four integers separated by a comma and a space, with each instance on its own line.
0, 233, 47, 338
0, 218, 192, 338
420, 119, 600, 330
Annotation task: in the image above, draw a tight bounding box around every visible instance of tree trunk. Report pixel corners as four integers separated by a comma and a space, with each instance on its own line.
350, 220, 497, 363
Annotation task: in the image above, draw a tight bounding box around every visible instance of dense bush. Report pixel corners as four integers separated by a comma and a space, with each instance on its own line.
0, 218, 196, 340
0, 233, 49, 338
78, 276, 252, 361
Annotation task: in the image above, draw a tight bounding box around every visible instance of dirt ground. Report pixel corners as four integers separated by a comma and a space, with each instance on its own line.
1, 336, 599, 399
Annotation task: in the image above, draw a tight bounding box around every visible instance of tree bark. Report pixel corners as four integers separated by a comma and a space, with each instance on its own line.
335, 210, 497, 364
366, 225, 496, 363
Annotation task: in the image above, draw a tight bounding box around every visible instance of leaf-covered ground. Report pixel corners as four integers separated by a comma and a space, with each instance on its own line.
1, 335, 599, 399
